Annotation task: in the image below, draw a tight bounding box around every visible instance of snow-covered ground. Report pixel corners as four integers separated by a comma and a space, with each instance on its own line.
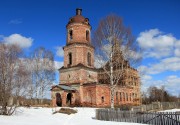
0, 107, 147, 125
160, 108, 180, 112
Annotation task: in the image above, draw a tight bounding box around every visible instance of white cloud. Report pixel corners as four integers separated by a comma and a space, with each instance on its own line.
149, 57, 180, 74
140, 75, 152, 91
141, 75, 180, 96
138, 65, 149, 75
138, 57, 180, 74
175, 40, 180, 57
9, 19, 22, 24
175, 49, 180, 57
56, 46, 64, 57
54, 61, 63, 70
135, 29, 180, 95
141, 78, 164, 93
125, 49, 142, 64
2, 34, 33, 48
137, 29, 178, 58
94, 54, 106, 68
166, 75, 180, 94
142, 75, 152, 81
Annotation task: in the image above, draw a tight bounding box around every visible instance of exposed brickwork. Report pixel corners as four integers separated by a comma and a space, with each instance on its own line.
60, 68, 98, 84
63, 44, 94, 68
66, 24, 91, 44
95, 85, 110, 107
51, 8, 141, 107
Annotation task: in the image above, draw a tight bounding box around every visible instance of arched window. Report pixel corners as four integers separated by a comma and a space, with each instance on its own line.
132, 93, 135, 99
120, 92, 122, 101
66, 93, 72, 105
68, 53, 72, 65
126, 93, 128, 101
123, 93, 125, 101
87, 52, 91, 66
86, 30, 89, 41
56, 93, 62, 106
116, 92, 118, 102
135, 93, 137, 98
69, 30, 73, 40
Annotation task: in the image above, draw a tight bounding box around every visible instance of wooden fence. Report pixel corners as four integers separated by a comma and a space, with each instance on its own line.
132, 102, 180, 112
96, 109, 180, 125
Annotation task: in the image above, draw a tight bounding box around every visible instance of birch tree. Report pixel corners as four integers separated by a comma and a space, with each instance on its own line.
0, 43, 21, 115
13, 59, 32, 105
93, 15, 141, 108
31, 47, 55, 104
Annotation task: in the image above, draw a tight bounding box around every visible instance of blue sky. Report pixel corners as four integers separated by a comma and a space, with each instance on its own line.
0, 0, 180, 96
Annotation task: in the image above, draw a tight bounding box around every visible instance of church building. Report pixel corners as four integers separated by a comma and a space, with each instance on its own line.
51, 8, 141, 107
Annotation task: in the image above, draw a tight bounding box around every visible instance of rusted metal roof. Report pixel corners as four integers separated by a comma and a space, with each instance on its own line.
58, 85, 76, 91
51, 84, 76, 91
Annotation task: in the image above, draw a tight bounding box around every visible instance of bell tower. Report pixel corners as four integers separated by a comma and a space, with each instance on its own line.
60, 8, 97, 85
66, 8, 91, 45
63, 8, 94, 68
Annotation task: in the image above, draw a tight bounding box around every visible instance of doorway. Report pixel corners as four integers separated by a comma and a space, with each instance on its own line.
56, 93, 62, 106
66, 93, 72, 105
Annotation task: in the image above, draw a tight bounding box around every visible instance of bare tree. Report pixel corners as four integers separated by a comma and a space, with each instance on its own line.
0, 43, 55, 114
30, 47, 55, 104
146, 86, 178, 103
0, 43, 22, 115
13, 59, 32, 105
93, 15, 141, 108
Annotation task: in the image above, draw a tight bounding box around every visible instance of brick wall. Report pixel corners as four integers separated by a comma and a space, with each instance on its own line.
60, 68, 98, 85
63, 44, 94, 68
66, 23, 91, 44
96, 85, 110, 107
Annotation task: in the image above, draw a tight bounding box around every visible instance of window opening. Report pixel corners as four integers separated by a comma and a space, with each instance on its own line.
69, 30, 73, 40
101, 96, 104, 103
86, 30, 89, 41
68, 53, 72, 65
87, 52, 91, 66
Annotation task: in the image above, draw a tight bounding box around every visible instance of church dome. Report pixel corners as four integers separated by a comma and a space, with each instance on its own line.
70, 15, 85, 23
67, 8, 90, 25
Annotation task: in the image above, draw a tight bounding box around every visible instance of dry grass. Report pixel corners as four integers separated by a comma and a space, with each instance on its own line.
53, 108, 77, 115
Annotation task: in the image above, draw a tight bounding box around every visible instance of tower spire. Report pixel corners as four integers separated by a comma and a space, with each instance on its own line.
76, 8, 82, 15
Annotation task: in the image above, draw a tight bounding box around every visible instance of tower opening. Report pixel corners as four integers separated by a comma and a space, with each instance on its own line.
69, 30, 73, 40
87, 52, 91, 66
68, 53, 72, 65
86, 30, 89, 41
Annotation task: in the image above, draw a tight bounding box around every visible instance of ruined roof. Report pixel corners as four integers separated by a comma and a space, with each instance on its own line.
58, 85, 76, 91
51, 84, 76, 91
59, 63, 98, 72
67, 8, 91, 27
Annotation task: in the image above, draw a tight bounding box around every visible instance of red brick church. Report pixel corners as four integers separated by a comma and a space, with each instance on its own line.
51, 8, 141, 107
